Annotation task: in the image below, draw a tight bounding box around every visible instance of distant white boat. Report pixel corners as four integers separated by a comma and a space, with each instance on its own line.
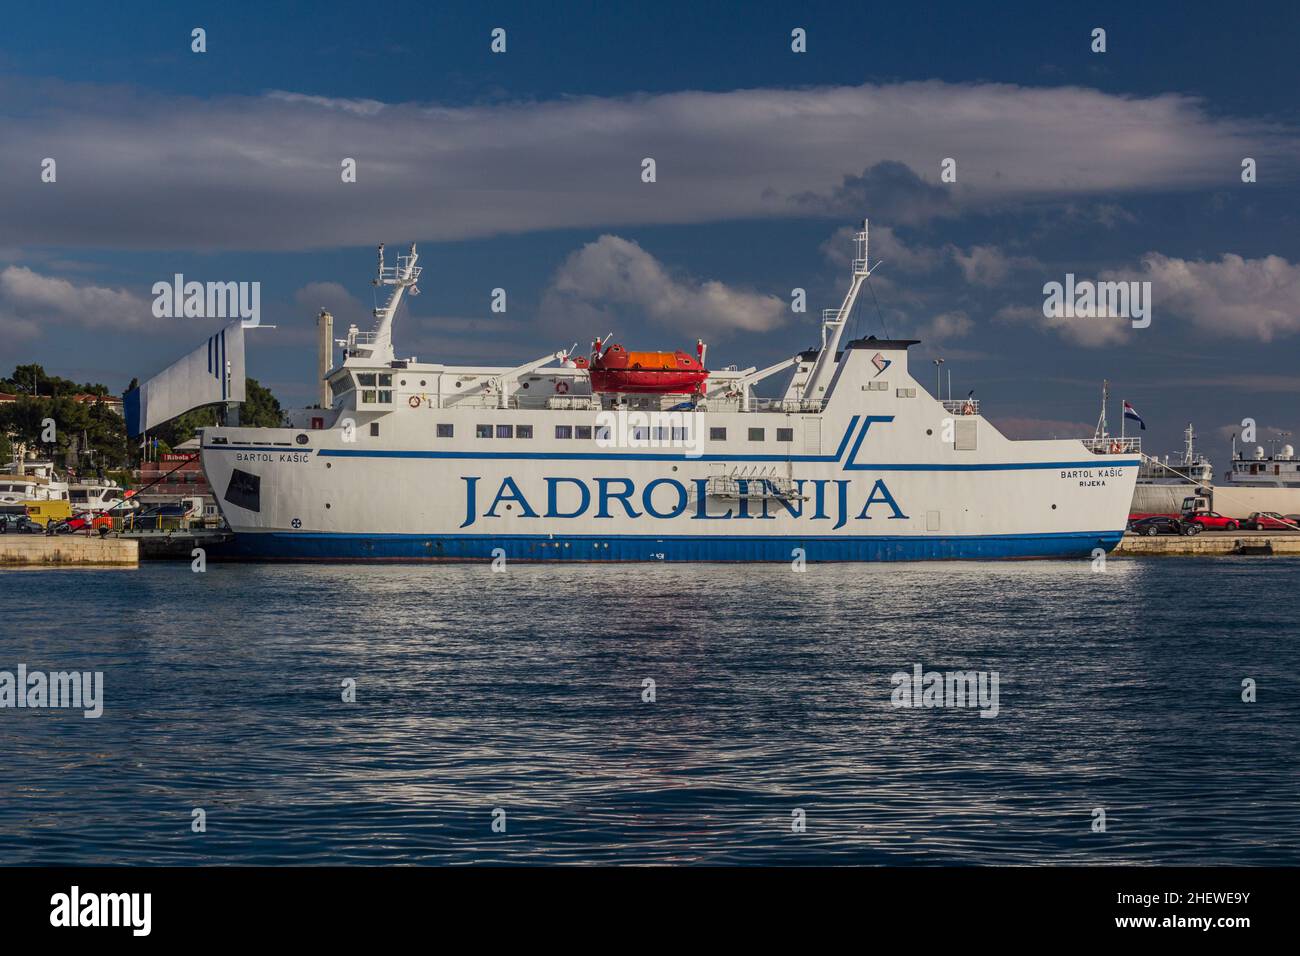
0, 458, 69, 506
68, 478, 137, 514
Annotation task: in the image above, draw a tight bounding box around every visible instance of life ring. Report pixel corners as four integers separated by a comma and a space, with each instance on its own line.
962, 402, 975, 415
408, 396, 421, 408
1109, 440, 1122, 453
555, 380, 570, 395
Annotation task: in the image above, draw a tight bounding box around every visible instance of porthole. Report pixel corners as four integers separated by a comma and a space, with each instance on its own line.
295, 433, 309, 445
325, 503, 331, 509
455, 382, 462, 388
926, 429, 933, 436
420, 380, 427, 386
325, 462, 332, 469
400, 379, 407, 386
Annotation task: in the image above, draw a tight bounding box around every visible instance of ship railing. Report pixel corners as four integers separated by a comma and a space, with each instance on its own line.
1081, 436, 1142, 455
941, 399, 981, 416
546, 396, 599, 410
750, 398, 826, 414
705, 471, 808, 501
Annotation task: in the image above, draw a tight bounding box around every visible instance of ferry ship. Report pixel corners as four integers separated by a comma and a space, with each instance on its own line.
189, 223, 1139, 562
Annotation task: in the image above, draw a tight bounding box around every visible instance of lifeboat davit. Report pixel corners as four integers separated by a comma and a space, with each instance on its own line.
582, 340, 709, 394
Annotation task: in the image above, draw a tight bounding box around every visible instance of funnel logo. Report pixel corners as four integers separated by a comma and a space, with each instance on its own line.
871, 352, 891, 377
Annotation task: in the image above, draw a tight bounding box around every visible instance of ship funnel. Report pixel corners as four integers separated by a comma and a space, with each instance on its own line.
318, 310, 334, 407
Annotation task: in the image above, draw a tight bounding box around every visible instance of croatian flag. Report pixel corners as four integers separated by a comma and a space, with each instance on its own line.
1123, 400, 1146, 430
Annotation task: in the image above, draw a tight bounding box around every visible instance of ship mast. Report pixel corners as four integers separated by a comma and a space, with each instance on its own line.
1094, 380, 1109, 440
804, 220, 877, 400
361, 242, 422, 364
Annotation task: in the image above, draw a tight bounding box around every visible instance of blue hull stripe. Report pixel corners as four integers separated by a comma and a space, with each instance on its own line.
205, 415, 1140, 470
208, 444, 1139, 471
212, 530, 1124, 563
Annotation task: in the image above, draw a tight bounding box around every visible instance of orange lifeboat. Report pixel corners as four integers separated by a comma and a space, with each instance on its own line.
585, 341, 709, 394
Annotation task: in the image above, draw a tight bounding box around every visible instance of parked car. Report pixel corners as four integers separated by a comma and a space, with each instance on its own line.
1128, 515, 1191, 536
1243, 512, 1296, 531
125, 504, 189, 531
0, 513, 43, 534
1182, 510, 1238, 531
48, 511, 111, 535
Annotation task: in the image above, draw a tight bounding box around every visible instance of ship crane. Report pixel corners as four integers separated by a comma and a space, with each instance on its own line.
488, 348, 577, 408
710, 356, 802, 411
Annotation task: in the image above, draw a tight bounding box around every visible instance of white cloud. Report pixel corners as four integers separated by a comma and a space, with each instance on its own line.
949, 244, 1041, 286
823, 223, 943, 274
2, 78, 1293, 250
294, 281, 366, 321
994, 302, 1132, 347
992, 251, 1300, 347
540, 235, 786, 339
0, 265, 154, 339
1107, 252, 1300, 341
825, 226, 1040, 290
917, 310, 974, 343
264, 91, 387, 116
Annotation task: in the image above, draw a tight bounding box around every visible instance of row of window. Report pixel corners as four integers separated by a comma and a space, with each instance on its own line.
473, 424, 536, 439
357, 372, 395, 405
713, 427, 795, 442
433, 424, 798, 441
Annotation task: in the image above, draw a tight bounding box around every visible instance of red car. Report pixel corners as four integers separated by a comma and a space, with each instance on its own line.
1183, 511, 1239, 531
50, 511, 113, 535
1243, 512, 1296, 531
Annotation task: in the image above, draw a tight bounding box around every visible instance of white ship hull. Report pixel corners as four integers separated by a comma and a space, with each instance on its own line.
201, 355, 1138, 561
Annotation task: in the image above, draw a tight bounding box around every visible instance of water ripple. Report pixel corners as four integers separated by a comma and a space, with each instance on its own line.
1, 558, 1297, 864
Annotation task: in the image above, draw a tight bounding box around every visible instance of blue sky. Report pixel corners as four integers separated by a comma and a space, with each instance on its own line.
1, 0, 1297, 461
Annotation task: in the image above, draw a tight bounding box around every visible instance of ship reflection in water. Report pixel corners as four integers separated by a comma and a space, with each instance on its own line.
2, 560, 1297, 865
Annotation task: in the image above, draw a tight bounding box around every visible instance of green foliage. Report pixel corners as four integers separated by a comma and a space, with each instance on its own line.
3, 365, 283, 467
241, 378, 284, 428
0, 391, 129, 469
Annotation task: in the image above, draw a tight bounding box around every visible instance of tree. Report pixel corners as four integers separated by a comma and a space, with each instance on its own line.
241, 378, 283, 428
1, 364, 86, 398
0, 392, 128, 471
1, 365, 130, 470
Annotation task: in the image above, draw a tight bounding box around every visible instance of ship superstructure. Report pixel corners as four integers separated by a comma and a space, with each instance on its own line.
198, 223, 1141, 561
